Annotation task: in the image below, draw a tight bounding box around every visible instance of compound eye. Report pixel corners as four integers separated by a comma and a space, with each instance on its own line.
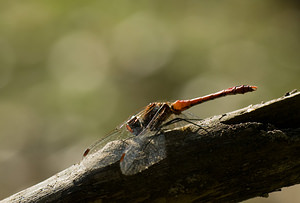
126, 116, 143, 136
126, 123, 134, 133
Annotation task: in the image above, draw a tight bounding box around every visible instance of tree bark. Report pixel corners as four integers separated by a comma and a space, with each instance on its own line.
2, 90, 300, 203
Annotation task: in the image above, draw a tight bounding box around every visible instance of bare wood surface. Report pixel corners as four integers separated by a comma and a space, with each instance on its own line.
2, 90, 300, 203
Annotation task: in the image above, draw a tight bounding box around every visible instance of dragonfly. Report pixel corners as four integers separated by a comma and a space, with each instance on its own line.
83, 85, 257, 175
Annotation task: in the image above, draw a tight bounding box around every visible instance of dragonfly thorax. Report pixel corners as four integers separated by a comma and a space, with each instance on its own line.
125, 102, 173, 136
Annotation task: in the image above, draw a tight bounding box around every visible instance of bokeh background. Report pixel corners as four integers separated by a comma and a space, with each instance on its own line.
0, 0, 299, 202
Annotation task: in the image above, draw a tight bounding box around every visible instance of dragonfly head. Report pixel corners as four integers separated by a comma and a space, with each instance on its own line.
126, 116, 143, 136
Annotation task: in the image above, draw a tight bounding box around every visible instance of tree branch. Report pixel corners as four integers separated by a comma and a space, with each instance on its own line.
2, 90, 300, 203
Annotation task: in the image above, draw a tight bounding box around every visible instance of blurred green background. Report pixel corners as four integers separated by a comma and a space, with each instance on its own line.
0, 0, 299, 201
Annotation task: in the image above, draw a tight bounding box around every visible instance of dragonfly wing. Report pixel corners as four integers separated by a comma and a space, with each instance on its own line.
84, 108, 151, 157
83, 124, 133, 157
82, 139, 128, 171
120, 132, 166, 175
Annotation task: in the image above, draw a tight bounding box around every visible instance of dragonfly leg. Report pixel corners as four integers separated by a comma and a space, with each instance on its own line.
161, 117, 210, 134
161, 117, 202, 128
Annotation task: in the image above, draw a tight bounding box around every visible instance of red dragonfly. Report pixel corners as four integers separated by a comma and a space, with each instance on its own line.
83, 85, 257, 175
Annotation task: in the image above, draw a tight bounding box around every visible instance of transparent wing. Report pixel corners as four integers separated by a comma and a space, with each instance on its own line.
119, 112, 204, 175
83, 108, 149, 157
119, 104, 172, 175
83, 124, 132, 157
120, 131, 166, 175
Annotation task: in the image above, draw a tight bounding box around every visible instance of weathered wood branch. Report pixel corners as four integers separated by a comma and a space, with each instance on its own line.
2, 90, 300, 203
